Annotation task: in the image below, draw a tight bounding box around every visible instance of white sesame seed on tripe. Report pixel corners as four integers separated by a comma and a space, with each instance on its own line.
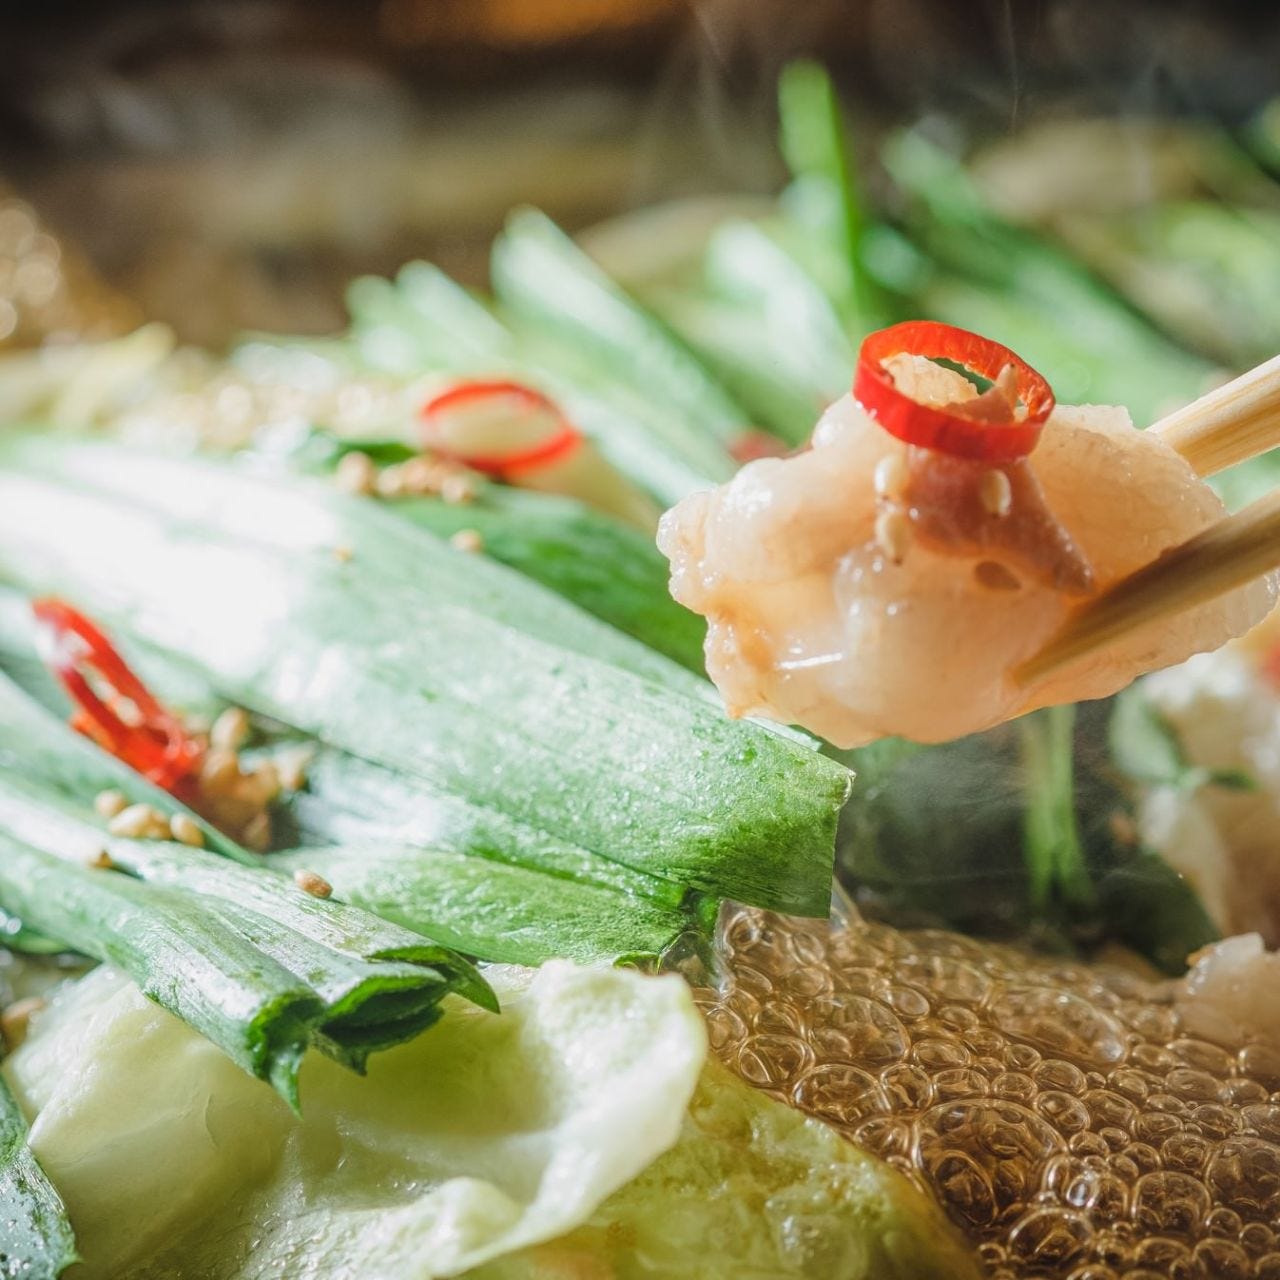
980, 468, 1013, 518
873, 452, 909, 503
293, 868, 333, 899
874, 508, 912, 564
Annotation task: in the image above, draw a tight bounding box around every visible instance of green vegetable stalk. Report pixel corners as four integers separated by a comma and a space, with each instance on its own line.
0, 437, 849, 922
280, 430, 707, 674
0, 1073, 77, 1280
0, 594, 709, 969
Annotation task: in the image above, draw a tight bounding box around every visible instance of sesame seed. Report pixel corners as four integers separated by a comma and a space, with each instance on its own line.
210, 706, 251, 752
993, 362, 1020, 410
333, 544, 354, 564
440, 474, 476, 505
200, 748, 240, 790
449, 528, 485, 554
979, 468, 1013, 518
293, 868, 333, 899
109, 802, 161, 839
375, 464, 406, 498
401, 456, 444, 495
873, 453, 909, 502
1, 997, 46, 1051
874, 509, 912, 564
335, 451, 376, 496
169, 813, 205, 848
143, 809, 173, 840
93, 789, 128, 819
244, 761, 281, 805
274, 746, 314, 794
88, 849, 115, 870
241, 812, 272, 853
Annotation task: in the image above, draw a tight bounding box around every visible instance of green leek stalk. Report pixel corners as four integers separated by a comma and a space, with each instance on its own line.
0, 436, 850, 922
490, 208, 750, 457
0, 1074, 76, 1280
278, 430, 707, 674
0, 592, 708, 969
776, 58, 883, 328
1019, 706, 1095, 914
640, 220, 857, 445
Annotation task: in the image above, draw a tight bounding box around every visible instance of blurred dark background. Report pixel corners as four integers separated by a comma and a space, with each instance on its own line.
2, 0, 1278, 342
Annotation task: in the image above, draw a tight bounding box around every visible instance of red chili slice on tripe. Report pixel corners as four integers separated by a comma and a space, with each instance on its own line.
853, 321, 1055, 462
419, 379, 582, 477
32, 598, 203, 794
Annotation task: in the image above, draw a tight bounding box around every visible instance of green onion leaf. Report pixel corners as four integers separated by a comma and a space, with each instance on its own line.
280, 431, 707, 673
0, 437, 849, 921
0, 1074, 77, 1280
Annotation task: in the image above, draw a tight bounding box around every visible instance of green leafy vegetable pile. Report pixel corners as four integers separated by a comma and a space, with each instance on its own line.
0, 668, 494, 1106
0, 436, 848, 931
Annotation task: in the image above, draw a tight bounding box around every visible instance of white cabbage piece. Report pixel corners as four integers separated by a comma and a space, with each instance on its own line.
472, 1058, 982, 1280
3, 960, 707, 1279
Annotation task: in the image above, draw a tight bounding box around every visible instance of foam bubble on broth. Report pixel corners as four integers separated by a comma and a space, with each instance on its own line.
699, 905, 1280, 1280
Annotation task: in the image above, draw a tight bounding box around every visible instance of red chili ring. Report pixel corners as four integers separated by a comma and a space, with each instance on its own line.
420, 379, 582, 477
853, 321, 1055, 462
32, 598, 203, 794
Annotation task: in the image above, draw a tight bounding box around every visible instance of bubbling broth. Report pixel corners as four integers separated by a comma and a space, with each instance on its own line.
700, 905, 1280, 1279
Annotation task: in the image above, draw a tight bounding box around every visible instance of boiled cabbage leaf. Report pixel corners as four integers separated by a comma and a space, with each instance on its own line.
3, 962, 705, 1279
473, 1059, 980, 1280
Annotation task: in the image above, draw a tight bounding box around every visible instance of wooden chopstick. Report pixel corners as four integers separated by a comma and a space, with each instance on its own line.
1013, 487, 1280, 687
1154, 354, 1280, 478
1011, 355, 1280, 686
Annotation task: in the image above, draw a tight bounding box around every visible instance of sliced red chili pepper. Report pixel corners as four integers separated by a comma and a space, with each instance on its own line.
32, 598, 203, 794
420, 379, 582, 477
853, 320, 1055, 462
